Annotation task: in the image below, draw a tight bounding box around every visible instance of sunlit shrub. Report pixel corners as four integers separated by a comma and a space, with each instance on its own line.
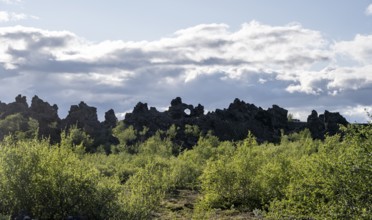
0, 138, 125, 219
121, 158, 173, 219
267, 125, 371, 219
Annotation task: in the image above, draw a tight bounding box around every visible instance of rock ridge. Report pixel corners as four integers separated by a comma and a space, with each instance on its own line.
0, 95, 349, 151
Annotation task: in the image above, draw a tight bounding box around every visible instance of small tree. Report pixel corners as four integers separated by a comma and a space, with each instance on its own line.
60, 124, 93, 153
112, 121, 138, 153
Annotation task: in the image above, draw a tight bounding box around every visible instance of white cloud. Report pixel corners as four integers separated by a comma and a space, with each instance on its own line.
333, 34, 372, 64
0, 0, 22, 4
0, 11, 39, 22
366, 4, 372, 15
336, 105, 372, 123
0, 22, 371, 122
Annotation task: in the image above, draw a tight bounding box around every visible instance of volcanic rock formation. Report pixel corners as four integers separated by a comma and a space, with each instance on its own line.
123, 97, 349, 148
0, 95, 117, 149
0, 95, 349, 151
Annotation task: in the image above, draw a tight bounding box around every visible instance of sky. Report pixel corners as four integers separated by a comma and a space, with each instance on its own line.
0, 0, 372, 122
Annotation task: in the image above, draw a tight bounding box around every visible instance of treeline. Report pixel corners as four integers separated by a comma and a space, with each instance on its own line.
0, 118, 370, 219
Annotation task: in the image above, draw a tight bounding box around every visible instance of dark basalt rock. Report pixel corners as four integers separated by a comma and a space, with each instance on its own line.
168, 97, 194, 119
307, 110, 326, 139
0, 95, 62, 142
61, 102, 102, 145
101, 109, 120, 147
268, 105, 288, 129
30, 95, 61, 142
62, 102, 100, 131
0, 95, 350, 151
0, 95, 115, 150
125, 102, 170, 137
61, 102, 119, 150
307, 110, 349, 139
0, 101, 6, 112
124, 97, 282, 147
0, 95, 29, 119
103, 109, 117, 129
123, 97, 349, 148
323, 110, 348, 135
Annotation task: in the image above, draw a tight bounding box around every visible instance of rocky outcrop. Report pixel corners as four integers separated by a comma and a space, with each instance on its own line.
30, 95, 61, 142
61, 102, 119, 150
0, 95, 118, 149
124, 97, 289, 147
123, 97, 350, 148
103, 109, 118, 129
101, 109, 119, 146
307, 110, 325, 139
0, 95, 350, 151
196, 98, 286, 143
0, 95, 29, 119
61, 102, 101, 136
307, 110, 348, 139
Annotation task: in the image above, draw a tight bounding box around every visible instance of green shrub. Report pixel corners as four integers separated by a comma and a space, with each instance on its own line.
112, 121, 139, 153
0, 113, 38, 141
0, 138, 125, 219
196, 131, 323, 215
0, 120, 369, 220
60, 124, 93, 153
138, 132, 173, 158
122, 158, 173, 219
169, 134, 223, 190
267, 126, 371, 219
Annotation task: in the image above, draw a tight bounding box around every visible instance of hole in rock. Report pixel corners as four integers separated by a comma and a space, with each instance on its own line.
184, 108, 191, 116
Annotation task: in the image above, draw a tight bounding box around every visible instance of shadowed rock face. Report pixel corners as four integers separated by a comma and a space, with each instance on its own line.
60, 102, 118, 149
0, 95, 349, 151
124, 97, 287, 147
0, 95, 117, 149
0, 95, 29, 119
103, 109, 118, 129
307, 110, 348, 139
61, 101, 101, 136
123, 97, 348, 149
30, 95, 61, 142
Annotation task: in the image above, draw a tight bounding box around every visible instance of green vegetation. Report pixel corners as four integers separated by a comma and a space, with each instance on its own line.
0, 113, 38, 141
0, 117, 370, 219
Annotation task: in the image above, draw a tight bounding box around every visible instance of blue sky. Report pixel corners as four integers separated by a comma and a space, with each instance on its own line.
3, 0, 372, 41
1, 0, 372, 122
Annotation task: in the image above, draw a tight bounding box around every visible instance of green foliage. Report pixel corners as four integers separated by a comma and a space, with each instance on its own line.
166, 124, 178, 140
195, 127, 371, 219
0, 138, 125, 219
184, 124, 200, 137
122, 158, 172, 219
139, 131, 173, 158
0, 121, 369, 219
169, 134, 222, 190
0, 113, 38, 141
267, 125, 372, 219
60, 124, 93, 153
83, 152, 136, 184
197, 133, 267, 211
112, 121, 138, 153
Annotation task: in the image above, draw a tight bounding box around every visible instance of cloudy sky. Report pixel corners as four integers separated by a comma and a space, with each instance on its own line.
1, 0, 372, 122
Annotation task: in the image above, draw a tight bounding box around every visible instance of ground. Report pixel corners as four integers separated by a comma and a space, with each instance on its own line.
154, 189, 260, 220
